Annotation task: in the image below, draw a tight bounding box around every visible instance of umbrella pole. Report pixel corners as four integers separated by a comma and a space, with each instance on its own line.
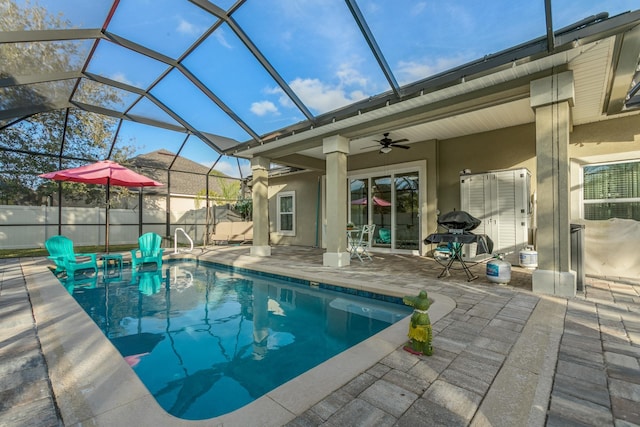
105, 179, 110, 253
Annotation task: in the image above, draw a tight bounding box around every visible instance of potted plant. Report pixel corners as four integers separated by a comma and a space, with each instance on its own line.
346, 222, 355, 230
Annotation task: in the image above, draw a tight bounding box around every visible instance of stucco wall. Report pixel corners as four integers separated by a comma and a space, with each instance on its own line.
267, 115, 640, 278
437, 123, 537, 215
268, 171, 323, 246
568, 115, 640, 279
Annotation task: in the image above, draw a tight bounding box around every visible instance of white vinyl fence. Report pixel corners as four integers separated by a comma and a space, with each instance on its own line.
0, 202, 218, 250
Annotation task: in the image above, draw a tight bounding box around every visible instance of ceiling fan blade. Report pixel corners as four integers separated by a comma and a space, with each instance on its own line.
392, 144, 410, 149
392, 138, 409, 143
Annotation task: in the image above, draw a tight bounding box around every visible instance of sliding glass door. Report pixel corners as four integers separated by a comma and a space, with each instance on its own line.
349, 168, 421, 252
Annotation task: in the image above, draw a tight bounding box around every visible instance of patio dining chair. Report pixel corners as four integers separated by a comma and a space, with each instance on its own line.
45, 235, 98, 277
131, 232, 164, 271
350, 224, 376, 262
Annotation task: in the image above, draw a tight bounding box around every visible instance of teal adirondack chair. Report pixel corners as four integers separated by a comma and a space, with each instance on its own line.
376, 227, 391, 244
131, 232, 164, 271
45, 235, 98, 277
131, 270, 163, 296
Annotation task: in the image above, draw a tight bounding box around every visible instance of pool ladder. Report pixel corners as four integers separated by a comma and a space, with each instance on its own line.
173, 228, 194, 254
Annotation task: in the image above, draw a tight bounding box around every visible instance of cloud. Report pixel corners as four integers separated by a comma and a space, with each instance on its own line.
176, 18, 198, 35
288, 77, 369, 112
411, 2, 428, 16
251, 101, 279, 116
211, 160, 236, 177
110, 72, 132, 86
396, 55, 473, 85
212, 159, 251, 179
214, 27, 232, 49
336, 65, 368, 88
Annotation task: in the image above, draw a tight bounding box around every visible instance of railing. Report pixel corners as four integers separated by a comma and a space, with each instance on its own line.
173, 228, 194, 254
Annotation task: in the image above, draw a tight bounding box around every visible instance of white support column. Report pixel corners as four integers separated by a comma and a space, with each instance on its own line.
250, 156, 271, 257
322, 135, 351, 267
530, 71, 576, 296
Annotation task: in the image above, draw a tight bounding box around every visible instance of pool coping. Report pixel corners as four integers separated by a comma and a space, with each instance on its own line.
23, 254, 455, 427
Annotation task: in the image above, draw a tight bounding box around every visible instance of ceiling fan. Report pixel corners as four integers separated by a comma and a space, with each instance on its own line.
373, 133, 410, 154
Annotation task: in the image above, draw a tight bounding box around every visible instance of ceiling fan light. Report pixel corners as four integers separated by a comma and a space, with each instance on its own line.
380, 146, 392, 154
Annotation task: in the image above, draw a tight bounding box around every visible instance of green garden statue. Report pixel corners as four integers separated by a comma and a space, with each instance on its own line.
402, 290, 433, 356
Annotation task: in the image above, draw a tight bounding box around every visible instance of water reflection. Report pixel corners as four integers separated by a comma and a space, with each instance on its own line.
131, 270, 163, 296
63, 261, 409, 419
60, 270, 98, 294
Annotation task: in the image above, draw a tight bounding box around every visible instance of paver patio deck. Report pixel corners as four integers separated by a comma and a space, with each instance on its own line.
1, 246, 639, 426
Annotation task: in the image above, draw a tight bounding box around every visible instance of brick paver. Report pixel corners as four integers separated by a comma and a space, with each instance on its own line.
1, 248, 639, 426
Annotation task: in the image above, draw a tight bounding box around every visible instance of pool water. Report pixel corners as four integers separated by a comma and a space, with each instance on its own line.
63, 260, 411, 420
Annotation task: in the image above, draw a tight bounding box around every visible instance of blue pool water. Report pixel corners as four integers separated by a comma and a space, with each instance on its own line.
62, 260, 411, 420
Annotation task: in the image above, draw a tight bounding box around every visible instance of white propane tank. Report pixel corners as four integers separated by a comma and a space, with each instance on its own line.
519, 245, 538, 269
486, 254, 511, 284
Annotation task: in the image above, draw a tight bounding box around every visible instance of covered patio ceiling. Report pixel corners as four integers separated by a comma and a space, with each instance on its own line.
1, 1, 639, 174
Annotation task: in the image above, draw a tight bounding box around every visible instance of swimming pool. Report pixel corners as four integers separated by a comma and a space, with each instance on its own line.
62, 259, 411, 420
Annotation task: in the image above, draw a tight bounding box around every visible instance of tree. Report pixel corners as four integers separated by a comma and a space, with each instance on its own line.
194, 176, 241, 209
0, 0, 135, 205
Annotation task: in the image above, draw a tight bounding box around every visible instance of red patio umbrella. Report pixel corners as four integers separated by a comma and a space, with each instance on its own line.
40, 160, 163, 252
350, 196, 391, 206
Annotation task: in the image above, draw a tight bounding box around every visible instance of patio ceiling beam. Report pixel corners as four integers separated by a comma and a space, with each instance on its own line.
100, 28, 259, 150
177, 65, 262, 142
102, 31, 177, 66
188, 0, 227, 19
144, 93, 232, 153
83, 72, 149, 96
69, 100, 186, 133
0, 115, 31, 131
605, 23, 640, 114
272, 154, 326, 172
185, 0, 315, 126
0, 71, 82, 88
0, 145, 90, 163
345, 0, 400, 98
225, 16, 315, 124
0, 28, 103, 43
0, 102, 68, 121
544, 0, 555, 52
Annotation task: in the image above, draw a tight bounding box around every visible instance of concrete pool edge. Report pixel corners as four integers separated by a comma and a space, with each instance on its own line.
23, 255, 455, 426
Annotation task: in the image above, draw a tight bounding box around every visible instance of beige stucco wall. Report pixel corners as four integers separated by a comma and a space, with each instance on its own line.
568, 115, 640, 280
267, 114, 640, 278
437, 123, 537, 215
268, 171, 323, 246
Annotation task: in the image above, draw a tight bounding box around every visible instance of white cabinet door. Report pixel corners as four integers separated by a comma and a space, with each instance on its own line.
460, 169, 530, 264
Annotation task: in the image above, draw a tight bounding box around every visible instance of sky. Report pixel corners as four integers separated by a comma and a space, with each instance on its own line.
11, 0, 640, 178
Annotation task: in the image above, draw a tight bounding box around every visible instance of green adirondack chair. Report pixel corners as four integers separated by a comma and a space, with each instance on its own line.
131, 232, 164, 271
45, 235, 98, 277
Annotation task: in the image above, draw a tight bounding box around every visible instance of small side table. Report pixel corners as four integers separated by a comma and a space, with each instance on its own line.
101, 254, 123, 279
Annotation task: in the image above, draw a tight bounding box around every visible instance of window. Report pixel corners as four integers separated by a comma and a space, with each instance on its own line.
277, 191, 295, 235
583, 161, 640, 220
